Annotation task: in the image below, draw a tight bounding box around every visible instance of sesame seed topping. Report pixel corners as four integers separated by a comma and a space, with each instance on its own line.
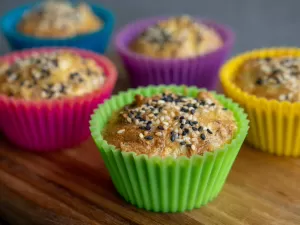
144, 136, 153, 140
155, 132, 163, 136
200, 133, 206, 140
117, 129, 125, 134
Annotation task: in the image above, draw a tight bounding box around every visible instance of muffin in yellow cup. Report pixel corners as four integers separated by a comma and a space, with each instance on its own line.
220, 47, 300, 157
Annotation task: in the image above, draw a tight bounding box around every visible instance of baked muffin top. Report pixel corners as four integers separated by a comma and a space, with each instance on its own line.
130, 16, 223, 59
0, 51, 106, 100
18, 0, 103, 38
235, 57, 300, 102
103, 91, 237, 158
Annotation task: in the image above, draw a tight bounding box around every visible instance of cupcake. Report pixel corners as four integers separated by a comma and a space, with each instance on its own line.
90, 85, 248, 212
221, 48, 300, 156
115, 16, 234, 89
1, 1, 114, 52
18, 0, 103, 39
0, 48, 117, 151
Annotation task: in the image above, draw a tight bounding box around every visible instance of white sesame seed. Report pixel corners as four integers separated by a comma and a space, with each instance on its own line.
192, 138, 198, 142
165, 116, 171, 121
162, 110, 168, 114
139, 133, 144, 139
160, 116, 165, 121
158, 100, 165, 104
191, 145, 196, 151
155, 132, 162, 136
127, 118, 132, 123
117, 129, 125, 134
163, 122, 169, 126
170, 112, 175, 117
279, 94, 286, 101
149, 114, 154, 118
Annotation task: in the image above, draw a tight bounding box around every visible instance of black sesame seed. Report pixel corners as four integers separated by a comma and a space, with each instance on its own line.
192, 104, 198, 108
139, 126, 146, 130
180, 116, 184, 120
157, 125, 164, 130
198, 126, 203, 131
144, 136, 153, 140
145, 125, 152, 131
180, 124, 185, 129
170, 133, 176, 142
60, 84, 66, 94
70, 72, 79, 79
200, 100, 206, 106
187, 103, 193, 108
52, 59, 58, 67
192, 127, 198, 131
186, 144, 192, 148
264, 57, 271, 62
210, 103, 215, 107
222, 108, 228, 111
255, 78, 263, 85
154, 113, 159, 116
192, 121, 198, 125
180, 141, 186, 145
207, 129, 213, 134
147, 121, 152, 125
174, 116, 179, 120
182, 128, 189, 136
190, 109, 195, 114
200, 133, 206, 140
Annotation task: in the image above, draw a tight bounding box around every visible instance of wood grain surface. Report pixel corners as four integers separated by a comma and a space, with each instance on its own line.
0, 65, 300, 225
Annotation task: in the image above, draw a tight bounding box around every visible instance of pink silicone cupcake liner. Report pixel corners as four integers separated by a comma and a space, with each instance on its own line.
115, 17, 235, 90
0, 48, 117, 152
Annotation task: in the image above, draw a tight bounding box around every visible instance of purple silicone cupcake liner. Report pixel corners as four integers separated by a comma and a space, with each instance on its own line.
115, 17, 235, 90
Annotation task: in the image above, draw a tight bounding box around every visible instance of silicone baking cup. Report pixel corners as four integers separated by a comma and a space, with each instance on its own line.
221, 48, 300, 157
0, 3, 114, 53
115, 17, 235, 89
90, 85, 249, 212
0, 48, 117, 151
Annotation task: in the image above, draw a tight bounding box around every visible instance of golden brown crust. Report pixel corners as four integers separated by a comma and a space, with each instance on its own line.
103, 91, 237, 158
130, 16, 223, 59
0, 51, 106, 100
235, 57, 300, 102
18, 1, 102, 38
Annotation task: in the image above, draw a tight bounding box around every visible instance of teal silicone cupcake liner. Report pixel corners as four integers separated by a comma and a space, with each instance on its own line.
90, 85, 249, 212
1, 3, 114, 53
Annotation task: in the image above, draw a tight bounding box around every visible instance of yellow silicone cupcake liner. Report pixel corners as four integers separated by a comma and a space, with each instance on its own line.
220, 47, 300, 157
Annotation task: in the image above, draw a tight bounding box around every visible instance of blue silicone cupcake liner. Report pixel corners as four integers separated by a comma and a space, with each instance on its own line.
0, 3, 114, 53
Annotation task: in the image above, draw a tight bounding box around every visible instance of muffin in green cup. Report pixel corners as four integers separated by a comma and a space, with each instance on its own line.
90, 85, 248, 212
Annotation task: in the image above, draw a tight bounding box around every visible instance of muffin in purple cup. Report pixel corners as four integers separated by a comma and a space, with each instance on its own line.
115, 15, 235, 89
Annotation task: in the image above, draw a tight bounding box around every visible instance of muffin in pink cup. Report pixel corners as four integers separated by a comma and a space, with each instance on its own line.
115, 15, 235, 89
0, 47, 117, 152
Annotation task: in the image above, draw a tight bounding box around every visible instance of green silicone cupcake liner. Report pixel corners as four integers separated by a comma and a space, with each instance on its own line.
90, 85, 249, 212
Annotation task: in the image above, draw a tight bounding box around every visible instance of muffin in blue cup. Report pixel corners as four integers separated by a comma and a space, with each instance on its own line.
0, 1, 114, 53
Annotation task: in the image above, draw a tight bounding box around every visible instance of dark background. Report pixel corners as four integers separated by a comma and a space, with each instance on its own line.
0, 0, 299, 55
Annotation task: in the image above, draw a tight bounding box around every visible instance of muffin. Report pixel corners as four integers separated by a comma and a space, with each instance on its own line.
18, 1, 103, 38
103, 92, 237, 158
221, 48, 300, 156
0, 48, 117, 151
0, 51, 106, 100
235, 57, 300, 102
90, 85, 249, 212
115, 16, 234, 89
1, 2, 114, 52
130, 15, 223, 59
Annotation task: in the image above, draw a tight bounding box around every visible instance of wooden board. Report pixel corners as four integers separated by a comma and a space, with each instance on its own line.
0, 73, 300, 225
1, 130, 300, 225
